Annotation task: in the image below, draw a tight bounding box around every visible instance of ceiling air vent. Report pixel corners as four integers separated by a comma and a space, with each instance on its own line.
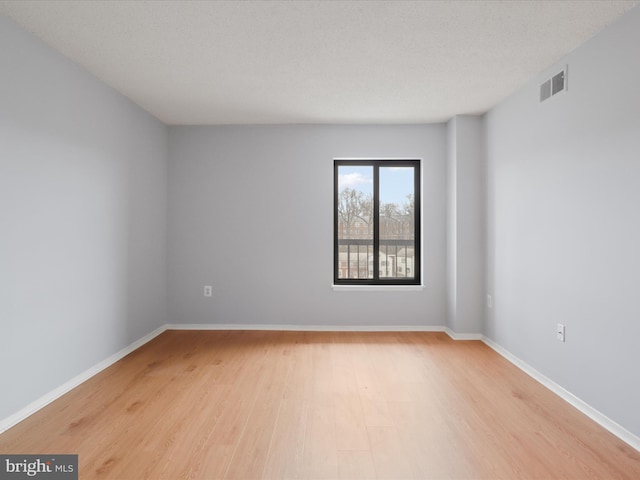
540, 66, 568, 103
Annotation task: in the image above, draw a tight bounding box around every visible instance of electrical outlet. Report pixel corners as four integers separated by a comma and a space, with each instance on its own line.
487, 294, 493, 308
556, 323, 565, 342
204, 285, 213, 297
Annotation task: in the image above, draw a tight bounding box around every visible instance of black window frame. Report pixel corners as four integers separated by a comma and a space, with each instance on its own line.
334, 159, 421, 286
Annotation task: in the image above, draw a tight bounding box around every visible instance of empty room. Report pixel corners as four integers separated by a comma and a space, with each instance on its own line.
1, 1, 640, 479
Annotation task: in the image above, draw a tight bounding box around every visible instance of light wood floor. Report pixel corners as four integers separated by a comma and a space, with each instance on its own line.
1, 331, 639, 479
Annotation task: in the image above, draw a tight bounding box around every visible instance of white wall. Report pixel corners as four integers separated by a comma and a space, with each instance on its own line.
485, 6, 640, 437
0, 17, 168, 421
446, 116, 485, 335
168, 124, 447, 327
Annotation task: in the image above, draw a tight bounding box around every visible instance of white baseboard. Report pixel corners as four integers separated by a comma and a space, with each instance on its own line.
482, 336, 640, 453
166, 323, 447, 332
445, 328, 483, 340
0, 325, 167, 434
167, 324, 484, 341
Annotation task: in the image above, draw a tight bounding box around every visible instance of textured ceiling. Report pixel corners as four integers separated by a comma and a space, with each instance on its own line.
1, 0, 638, 125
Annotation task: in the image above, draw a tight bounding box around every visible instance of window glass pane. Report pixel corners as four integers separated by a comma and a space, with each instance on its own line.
379, 167, 415, 279
337, 166, 373, 279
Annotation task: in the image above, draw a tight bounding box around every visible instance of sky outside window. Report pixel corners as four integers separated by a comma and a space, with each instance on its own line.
338, 165, 414, 206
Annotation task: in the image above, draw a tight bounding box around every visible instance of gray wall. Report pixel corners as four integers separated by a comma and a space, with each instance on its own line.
0, 17, 168, 421
485, 7, 640, 437
4, 3, 640, 444
446, 116, 485, 335
167, 125, 447, 327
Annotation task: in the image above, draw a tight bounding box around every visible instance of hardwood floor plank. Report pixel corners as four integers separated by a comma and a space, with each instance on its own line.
366, 426, 415, 479
261, 388, 308, 480
337, 450, 376, 480
333, 394, 369, 451
224, 380, 285, 479
1, 331, 639, 480
225, 335, 291, 480
301, 340, 339, 479
302, 397, 339, 480
262, 336, 310, 480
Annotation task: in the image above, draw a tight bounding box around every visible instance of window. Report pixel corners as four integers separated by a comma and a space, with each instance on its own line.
334, 159, 420, 285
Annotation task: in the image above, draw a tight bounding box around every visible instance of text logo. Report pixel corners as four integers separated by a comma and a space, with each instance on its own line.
0, 455, 77, 480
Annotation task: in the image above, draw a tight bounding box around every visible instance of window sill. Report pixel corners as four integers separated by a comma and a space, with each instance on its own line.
332, 284, 425, 292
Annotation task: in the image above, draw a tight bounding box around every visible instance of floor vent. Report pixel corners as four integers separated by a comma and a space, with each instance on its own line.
540, 66, 568, 102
